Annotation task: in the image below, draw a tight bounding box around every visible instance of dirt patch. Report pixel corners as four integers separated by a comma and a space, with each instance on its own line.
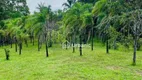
136, 70, 142, 76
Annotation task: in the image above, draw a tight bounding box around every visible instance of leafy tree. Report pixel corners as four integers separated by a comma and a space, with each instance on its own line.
0, 0, 29, 20
62, 2, 93, 55
92, 0, 142, 64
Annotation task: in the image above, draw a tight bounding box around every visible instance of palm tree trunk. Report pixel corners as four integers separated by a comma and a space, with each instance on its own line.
10, 38, 12, 48
2, 37, 5, 46
91, 28, 94, 51
44, 34, 48, 57
24, 39, 28, 47
15, 42, 17, 52
106, 36, 109, 54
45, 42, 48, 57
79, 35, 82, 56
4, 49, 9, 60
19, 42, 22, 55
73, 42, 75, 53
66, 37, 68, 50
72, 33, 75, 53
15, 38, 18, 52
38, 35, 40, 51
133, 37, 137, 65
33, 36, 34, 46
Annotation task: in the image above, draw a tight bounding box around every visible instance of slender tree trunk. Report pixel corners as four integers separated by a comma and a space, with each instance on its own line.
73, 42, 75, 53
72, 33, 75, 53
70, 37, 72, 47
15, 42, 17, 52
45, 41, 48, 57
79, 35, 82, 56
91, 28, 94, 51
19, 42, 22, 55
10, 38, 12, 48
33, 36, 34, 46
4, 49, 10, 60
66, 37, 68, 50
2, 37, 5, 46
38, 35, 40, 51
25, 39, 28, 47
15, 38, 18, 52
133, 37, 137, 65
44, 34, 48, 57
106, 36, 109, 54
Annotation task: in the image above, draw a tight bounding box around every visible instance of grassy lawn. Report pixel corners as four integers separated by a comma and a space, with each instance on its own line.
0, 42, 142, 80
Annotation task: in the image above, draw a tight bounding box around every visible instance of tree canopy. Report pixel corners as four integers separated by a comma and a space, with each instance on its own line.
0, 0, 142, 65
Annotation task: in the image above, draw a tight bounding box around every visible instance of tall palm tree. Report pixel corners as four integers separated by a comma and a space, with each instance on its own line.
25, 3, 53, 57
62, 2, 93, 55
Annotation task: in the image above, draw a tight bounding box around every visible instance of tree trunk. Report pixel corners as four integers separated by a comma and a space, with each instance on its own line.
133, 37, 137, 65
33, 36, 34, 46
45, 41, 48, 57
15, 38, 18, 52
44, 34, 48, 57
10, 38, 12, 48
2, 37, 5, 46
80, 35, 82, 56
106, 36, 109, 54
15, 42, 17, 52
24, 39, 28, 47
91, 28, 94, 51
19, 42, 22, 55
66, 38, 68, 50
4, 49, 10, 60
38, 35, 40, 51
73, 42, 75, 53
72, 33, 75, 53
0, 37, 2, 47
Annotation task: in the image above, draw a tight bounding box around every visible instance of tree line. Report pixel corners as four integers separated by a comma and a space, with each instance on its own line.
0, 0, 142, 65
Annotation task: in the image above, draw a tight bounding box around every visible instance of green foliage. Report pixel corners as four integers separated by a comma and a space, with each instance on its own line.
62, 2, 93, 41
92, 0, 107, 16
0, 0, 142, 67
0, 0, 29, 20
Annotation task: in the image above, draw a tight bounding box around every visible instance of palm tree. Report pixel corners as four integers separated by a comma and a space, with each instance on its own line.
62, 2, 93, 55
119, 10, 142, 65
25, 3, 53, 57
62, 0, 76, 10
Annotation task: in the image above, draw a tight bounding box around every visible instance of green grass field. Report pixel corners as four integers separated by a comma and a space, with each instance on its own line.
0, 42, 142, 80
